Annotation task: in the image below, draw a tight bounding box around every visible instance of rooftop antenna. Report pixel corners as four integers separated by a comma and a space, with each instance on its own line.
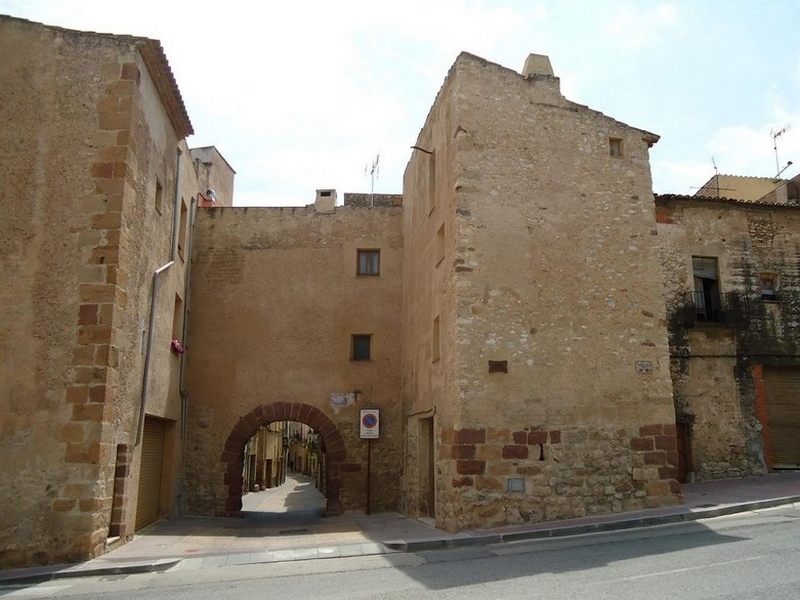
712, 157, 719, 197
366, 154, 379, 206
689, 157, 735, 197
771, 124, 792, 177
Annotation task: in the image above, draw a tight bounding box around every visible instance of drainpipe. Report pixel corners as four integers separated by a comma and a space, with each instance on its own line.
136, 261, 173, 445
179, 196, 197, 438
135, 147, 183, 446
171, 148, 183, 261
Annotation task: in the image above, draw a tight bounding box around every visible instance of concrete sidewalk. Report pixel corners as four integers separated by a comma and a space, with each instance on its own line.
2, 471, 799, 585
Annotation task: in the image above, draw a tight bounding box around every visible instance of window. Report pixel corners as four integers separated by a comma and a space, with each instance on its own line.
609, 137, 623, 157
692, 256, 720, 322
178, 198, 188, 260
154, 178, 164, 214
428, 152, 436, 216
432, 316, 440, 362
351, 334, 371, 361
357, 249, 380, 276
760, 273, 779, 301
435, 223, 445, 266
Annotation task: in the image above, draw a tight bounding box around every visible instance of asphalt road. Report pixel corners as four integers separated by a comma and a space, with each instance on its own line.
3, 505, 799, 599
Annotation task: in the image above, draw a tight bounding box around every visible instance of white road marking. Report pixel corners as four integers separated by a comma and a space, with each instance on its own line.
592, 555, 768, 585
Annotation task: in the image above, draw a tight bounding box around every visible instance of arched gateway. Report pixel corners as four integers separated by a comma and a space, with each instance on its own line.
220, 402, 347, 516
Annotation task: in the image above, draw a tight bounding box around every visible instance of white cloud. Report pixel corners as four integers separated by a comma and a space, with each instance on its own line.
604, 3, 680, 49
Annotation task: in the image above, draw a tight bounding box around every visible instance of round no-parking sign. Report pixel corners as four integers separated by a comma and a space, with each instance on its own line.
360, 409, 380, 439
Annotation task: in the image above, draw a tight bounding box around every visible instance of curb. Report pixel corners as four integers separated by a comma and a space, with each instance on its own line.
2, 496, 798, 585
0, 558, 180, 586
387, 496, 800, 552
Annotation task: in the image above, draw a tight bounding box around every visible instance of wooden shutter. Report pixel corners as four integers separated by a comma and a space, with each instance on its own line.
763, 367, 800, 468
135, 417, 166, 530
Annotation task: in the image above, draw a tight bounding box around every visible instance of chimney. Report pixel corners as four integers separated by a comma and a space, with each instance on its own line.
522, 53, 554, 78
314, 189, 336, 213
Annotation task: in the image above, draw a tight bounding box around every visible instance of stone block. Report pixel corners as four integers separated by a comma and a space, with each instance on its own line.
654, 435, 677, 450
456, 460, 486, 475
527, 431, 547, 445
502, 445, 528, 459
455, 428, 486, 444
451, 444, 475, 459
512, 430, 527, 444
549, 430, 561, 444
640, 424, 663, 436
452, 476, 473, 487
630, 437, 654, 451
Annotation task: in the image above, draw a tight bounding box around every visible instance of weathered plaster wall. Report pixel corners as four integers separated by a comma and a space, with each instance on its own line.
185, 206, 404, 516
657, 197, 800, 479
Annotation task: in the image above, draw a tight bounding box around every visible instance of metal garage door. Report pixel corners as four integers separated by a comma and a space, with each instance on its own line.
135, 417, 165, 530
763, 367, 800, 468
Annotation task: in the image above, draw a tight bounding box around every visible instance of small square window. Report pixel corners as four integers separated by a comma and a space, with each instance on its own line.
351, 334, 371, 361
154, 178, 164, 214
435, 224, 445, 266
609, 137, 623, 157
357, 250, 380, 276
760, 273, 779, 301
432, 316, 441, 362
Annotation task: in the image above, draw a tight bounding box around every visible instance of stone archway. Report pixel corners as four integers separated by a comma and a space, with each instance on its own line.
220, 402, 346, 517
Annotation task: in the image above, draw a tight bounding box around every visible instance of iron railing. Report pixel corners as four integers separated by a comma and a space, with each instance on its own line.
681, 291, 749, 327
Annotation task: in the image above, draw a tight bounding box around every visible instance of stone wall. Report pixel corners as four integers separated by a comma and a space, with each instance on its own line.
402, 53, 679, 531
0, 16, 202, 567
185, 205, 405, 516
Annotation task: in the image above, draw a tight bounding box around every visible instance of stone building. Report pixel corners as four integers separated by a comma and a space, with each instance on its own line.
657, 173, 800, 481
3, 14, 796, 570
0, 16, 234, 567
399, 52, 679, 530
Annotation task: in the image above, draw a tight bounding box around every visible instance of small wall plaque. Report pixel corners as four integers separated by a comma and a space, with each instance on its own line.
635, 361, 653, 374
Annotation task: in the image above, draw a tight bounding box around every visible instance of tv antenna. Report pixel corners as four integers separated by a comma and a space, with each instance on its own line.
771, 124, 792, 178
365, 153, 380, 206
689, 157, 735, 197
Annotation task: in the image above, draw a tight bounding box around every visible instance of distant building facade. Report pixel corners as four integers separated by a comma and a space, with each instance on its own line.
2, 15, 798, 569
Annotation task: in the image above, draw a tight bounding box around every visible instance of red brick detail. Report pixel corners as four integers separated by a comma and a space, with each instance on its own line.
120, 62, 140, 83
78, 304, 99, 326
456, 460, 486, 475
512, 431, 527, 444
655, 206, 675, 224
527, 431, 547, 445
549, 430, 561, 444
451, 444, 476, 459
644, 451, 666, 465
455, 428, 486, 444
654, 435, 677, 450
752, 364, 773, 469
659, 466, 678, 480
502, 445, 529, 459
630, 437, 654, 451
452, 476, 474, 488
665, 450, 680, 466
640, 424, 663, 436
663, 424, 677, 436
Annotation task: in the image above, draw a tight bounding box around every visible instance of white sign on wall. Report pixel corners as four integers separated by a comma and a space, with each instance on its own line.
360, 409, 380, 439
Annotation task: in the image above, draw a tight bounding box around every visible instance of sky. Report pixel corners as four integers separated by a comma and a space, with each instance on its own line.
2, 0, 800, 206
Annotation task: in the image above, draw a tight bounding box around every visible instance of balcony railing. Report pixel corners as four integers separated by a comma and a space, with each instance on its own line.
681, 291, 749, 328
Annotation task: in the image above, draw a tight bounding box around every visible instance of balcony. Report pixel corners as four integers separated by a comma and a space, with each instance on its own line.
681, 291, 749, 328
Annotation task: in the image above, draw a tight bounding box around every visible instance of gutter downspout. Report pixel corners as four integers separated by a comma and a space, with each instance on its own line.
179, 196, 196, 438
177, 196, 197, 515
135, 261, 173, 445
135, 147, 183, 446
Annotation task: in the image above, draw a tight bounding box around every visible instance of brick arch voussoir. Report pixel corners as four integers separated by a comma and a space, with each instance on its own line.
221, 402, 346, 517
